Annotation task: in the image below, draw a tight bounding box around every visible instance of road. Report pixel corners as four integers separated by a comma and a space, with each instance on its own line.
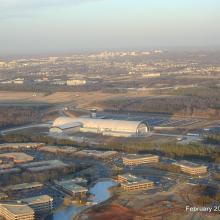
0, 123, 51, 135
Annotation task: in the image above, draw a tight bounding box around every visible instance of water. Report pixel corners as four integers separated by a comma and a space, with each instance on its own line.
46, 180, 116, 220
90, 180, 116, 203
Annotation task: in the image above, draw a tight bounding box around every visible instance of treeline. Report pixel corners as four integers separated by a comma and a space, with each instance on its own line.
151, 163, 181, 174
206, 134, 220, 145
214, 174, 220, 181
0, 133, 88, 148
100, 94, 220, 118
0, 106, 48, 129
192, 185, 220, 206
1, 134, 220, 163
0, 166, 74, 187
99, 141, 220, 163
0, 82, 101, 93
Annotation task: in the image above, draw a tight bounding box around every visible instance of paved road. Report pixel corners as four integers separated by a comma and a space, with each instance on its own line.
0, 123, 51, 134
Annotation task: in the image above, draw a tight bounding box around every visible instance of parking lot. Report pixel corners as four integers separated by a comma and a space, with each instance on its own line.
97, 111, 212, 131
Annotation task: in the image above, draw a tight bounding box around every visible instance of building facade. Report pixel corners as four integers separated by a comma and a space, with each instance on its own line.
22, 195, 53, 216
54, 180, 88, 197
0, 203, 34, 220
174, 160, 207, 175
122, 154, 159, 166
117, 174, 154, 191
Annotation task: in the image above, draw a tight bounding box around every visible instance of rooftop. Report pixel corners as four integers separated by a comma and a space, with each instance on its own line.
55, 179, 88, 193
76, 150, 117, 158
119, 173, 153, 184
123, 154, 158, 159
55, 178, 87, 186
174, 160, 207, 168
0, 192, 8, 199
0, 203, 34, 215
0, 168, 21, 175
39, 146, 77, 154
0, 152, 34, 163
22, 195, 53, 205
2, 182, 43, 192
0, 143, 44, 150
63, 183, 87, 193
20, 160, 68, 172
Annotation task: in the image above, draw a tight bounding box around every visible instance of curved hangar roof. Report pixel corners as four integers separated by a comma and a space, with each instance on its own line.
53, 117, 76, 127
52, 117, 148, 134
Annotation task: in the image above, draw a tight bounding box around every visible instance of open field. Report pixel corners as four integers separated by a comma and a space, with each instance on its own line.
0, 90, 150, 106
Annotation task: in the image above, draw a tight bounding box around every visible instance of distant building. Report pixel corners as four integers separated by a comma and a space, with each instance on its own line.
142, 73, 161, 78
0, 61, 7, 68
117, 174, 154, 191
0, 193, 8, 200
75, 150, 118, 160
0, 143, 44, 150
22, 195, 53, 216
2, 182, 43, 192
174, 160, 207, 175
0, 168, 21, 175
66, 79, 86, 86
90, 109, 97, 118
0, 152, 34, 164
122, 154, 159, 166
50, 80, 66, 85
13, 78, 24, 84
20, 160, 68, 172
39, 146, 77, 154
0, 203, 34, 220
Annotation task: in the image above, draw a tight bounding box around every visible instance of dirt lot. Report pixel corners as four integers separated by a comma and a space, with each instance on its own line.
77, 183, 220, 220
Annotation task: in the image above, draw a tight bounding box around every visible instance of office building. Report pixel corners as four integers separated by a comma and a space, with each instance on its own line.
122, 154, 159, 166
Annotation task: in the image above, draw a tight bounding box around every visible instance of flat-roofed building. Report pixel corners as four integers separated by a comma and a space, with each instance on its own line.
66, 79, 86, 86
0, 153, 34, 164
0, 193, 8, 200
55, 178, 87, 187
0, 168, 21, 175
2, 182, 43, 192
0, 203, 34, 220
39, 146, 77, 154
0, 143, 44, 150
174, 160, 208, 175
122, 154, 159, 166
13, 78, 24, 84
54, 179, 88, 197
20, 160, 68, 172
117, 174, 154, 191
22, 195, 53, 216
75, 150, 118, 160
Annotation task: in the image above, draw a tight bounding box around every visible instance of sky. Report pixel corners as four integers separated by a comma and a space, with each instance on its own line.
0, 0, 220, 56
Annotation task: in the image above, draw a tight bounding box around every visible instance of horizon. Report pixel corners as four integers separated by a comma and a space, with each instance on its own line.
0, 0, 220, 57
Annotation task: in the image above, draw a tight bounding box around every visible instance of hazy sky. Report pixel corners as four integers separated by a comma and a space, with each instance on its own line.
0, 0, 220, 56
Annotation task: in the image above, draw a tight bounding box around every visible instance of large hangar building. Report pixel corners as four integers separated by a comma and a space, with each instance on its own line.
50, 116, 149, 137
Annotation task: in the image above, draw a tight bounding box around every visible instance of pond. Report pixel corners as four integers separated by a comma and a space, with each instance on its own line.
46, 180, 117, 220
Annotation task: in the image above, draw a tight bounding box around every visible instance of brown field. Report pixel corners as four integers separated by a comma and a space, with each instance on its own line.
0, 90, 153, 108
77, 183, 220, 220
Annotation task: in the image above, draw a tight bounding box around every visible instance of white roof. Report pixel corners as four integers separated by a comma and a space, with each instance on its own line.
52, 117, 147, 133
53, 117, 76, 127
